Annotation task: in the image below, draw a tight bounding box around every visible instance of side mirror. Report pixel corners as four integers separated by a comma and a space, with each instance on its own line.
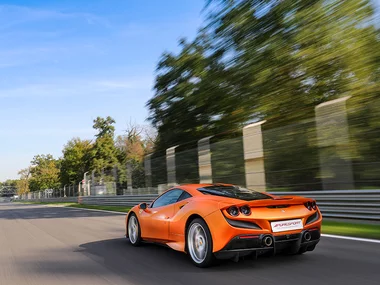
139, 202, 147, 210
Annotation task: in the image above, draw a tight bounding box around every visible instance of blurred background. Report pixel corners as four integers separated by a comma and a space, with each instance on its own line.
1, 1, 380, 234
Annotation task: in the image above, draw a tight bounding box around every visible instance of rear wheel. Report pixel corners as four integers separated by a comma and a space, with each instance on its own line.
186, 218, 215, 268
127, 213, 142, 246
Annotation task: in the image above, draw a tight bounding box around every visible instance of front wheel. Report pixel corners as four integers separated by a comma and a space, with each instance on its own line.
127, 213, 142, 246
186, 218, 215, 268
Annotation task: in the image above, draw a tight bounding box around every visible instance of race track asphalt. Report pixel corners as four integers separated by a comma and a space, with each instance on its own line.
0, 202, 379, 285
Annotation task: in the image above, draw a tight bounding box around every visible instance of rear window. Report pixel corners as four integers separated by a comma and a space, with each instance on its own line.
197, 185, 272, 201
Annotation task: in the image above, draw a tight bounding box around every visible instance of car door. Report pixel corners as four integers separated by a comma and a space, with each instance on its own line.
171, 190, 192, 217
168, 190, 193, 239
140, 189, 184, 241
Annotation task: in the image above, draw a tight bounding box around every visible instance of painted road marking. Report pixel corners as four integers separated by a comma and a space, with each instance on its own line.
321, 234, 380, 244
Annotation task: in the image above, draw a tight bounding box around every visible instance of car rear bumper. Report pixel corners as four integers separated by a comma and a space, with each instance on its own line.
214, 229, 320, 260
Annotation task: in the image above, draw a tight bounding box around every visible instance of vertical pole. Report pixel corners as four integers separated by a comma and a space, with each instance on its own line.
166, 146, 178, 187
127, 163, 133, 190
144, 154, 152, 188
315, 96, 354, 190
198, 136, 213, 183
242, 121, 267, 191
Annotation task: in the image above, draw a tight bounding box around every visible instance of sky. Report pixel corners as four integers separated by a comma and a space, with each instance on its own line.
0, 0, 205, 180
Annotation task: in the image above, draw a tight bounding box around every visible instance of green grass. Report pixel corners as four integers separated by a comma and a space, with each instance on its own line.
322, 220, 380, 240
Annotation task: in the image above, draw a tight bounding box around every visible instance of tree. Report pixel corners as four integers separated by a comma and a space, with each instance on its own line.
91, 116, 119, 182
115, 122, 155, 188
16, 168, 31, 195
1, 179, 18, 187
28, 154, 61, 191
148, 0, 379, 137
209, 0, 380, 124
146, 33, 248, 151
143, 125, 157, 154
60, 137, 93, 186
93, 116, 116, 138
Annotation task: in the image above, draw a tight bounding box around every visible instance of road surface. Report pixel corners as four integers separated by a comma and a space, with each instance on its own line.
0, 202, 379, 285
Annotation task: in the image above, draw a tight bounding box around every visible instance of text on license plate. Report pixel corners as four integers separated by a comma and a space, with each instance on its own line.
271, 219, 303, 233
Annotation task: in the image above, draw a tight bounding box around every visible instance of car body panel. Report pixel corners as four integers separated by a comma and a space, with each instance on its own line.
125, 183, 322, 256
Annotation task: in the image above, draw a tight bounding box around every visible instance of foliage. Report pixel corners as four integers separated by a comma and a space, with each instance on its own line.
115, 122, 153, 188
28, 154, 61, 191
60, 138, 93, 185
148, 0, 379, 133
16, 168, 30, 195
93, 116, 116, 138
90, 116, 119, 182
146, 33, 250, 151
0, 179, 18, 187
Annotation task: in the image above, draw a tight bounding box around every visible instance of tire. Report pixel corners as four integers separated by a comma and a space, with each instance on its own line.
127, 213, 142, 246
186, 218, 215, 268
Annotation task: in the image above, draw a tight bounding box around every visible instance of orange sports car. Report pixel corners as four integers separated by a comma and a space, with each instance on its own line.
125, 183, 322, 267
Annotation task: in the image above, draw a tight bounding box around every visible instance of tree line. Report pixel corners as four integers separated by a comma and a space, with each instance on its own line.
11, 117, 155, 195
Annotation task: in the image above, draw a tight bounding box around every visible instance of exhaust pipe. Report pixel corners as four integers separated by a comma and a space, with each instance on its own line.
263, 236, 273, 247
304, 231, 311, 242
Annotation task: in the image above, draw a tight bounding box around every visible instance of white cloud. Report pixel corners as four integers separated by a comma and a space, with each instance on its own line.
0, 41, 104, 70
0, 4, 111, 30
119, 23, 153, 37
96, 77, 154, 89
0, 76, 154, 99
0, 127, 95, 137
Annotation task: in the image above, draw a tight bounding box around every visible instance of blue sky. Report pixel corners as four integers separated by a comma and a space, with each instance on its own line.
0, 0, 205, 180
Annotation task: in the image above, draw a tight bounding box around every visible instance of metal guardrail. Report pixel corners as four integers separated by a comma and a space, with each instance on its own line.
17, 190, 380, 221
22, 197, 79, 203
275, 190, 380, 221
79, 195, 158, 207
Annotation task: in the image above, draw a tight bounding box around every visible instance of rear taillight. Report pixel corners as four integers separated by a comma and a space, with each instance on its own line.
304, 201, 317, 211
240, 205, 251, 216
226, 205, 252, 216
227, 206, 239, 216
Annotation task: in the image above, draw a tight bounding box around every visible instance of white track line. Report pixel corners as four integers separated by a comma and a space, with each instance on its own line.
321, 234, 380, 244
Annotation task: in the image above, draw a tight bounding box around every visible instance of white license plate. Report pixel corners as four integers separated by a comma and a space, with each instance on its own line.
271, 219, 303, 233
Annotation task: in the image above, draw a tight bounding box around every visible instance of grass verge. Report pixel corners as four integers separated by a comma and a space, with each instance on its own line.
321, 220, 380, 240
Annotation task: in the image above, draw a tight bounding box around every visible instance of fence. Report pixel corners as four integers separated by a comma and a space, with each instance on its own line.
17, 189, 380, 221
140, 97, 380, 193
